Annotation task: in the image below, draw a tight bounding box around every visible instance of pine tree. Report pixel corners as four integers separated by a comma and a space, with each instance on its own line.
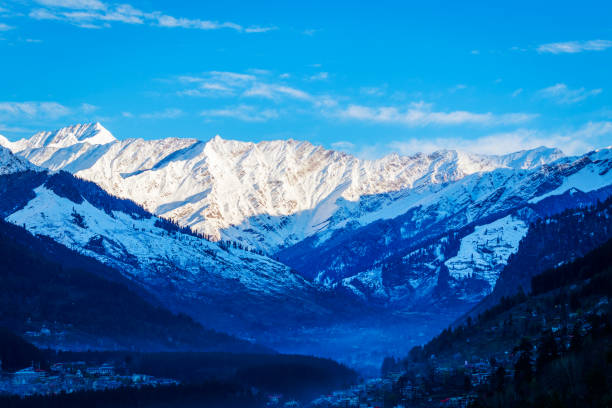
514, 337, 533, 386
536, 330, 558, 373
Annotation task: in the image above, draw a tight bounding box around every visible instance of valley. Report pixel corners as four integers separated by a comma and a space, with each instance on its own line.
0, 123, 611, 405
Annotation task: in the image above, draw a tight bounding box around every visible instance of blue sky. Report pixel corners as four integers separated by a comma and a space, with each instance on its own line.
0, 0, 611, 157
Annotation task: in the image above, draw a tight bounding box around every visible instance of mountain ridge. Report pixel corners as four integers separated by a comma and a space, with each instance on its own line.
2, 123, 612, 370
1, 123, 568, 253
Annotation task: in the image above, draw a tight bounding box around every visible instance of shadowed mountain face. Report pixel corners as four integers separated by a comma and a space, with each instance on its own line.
463, 194, 612, 322
0, 167, 341, 338
276, 150, 612, 312
0, 217, 270, 353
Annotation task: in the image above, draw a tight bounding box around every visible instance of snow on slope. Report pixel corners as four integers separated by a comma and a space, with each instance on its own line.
5, 123, 567, 253
445, 215, 529, 293
6, 123, 116, 151
0, 145, 36, 175
530, 148, 612, 203
341, 267, 387, 300
5, 185, 308, 296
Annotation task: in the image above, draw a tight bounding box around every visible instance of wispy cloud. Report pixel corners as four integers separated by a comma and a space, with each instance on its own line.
29, 0, 275, 32
511, 88, 523, 97
303, 28, 321, 36
360, 86, 386, 97
243, 83, 312, 101
80, 103, 98, 113
0, 124, 36, 134
307, 72, 329, 81
140, 108, 183, 119
336, 102, 536, 127
244, 26, 276, 33
177, 71, 541, 128
537, 39, 612, 54
0, 22, 14, 31
36, 0, 106, 10
537, 83, 602, 104
201, 105, 279, 122
0, 101, 73, 120
178, 70, 337, 108
385, 121, 612, 157
449, 84, 467, 93
331, 141, 355, 151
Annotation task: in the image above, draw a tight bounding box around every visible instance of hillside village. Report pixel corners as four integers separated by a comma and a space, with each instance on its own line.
0, 360, 178, 397
307, 237, 612, 407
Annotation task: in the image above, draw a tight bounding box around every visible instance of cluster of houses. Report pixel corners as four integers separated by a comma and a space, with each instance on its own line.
311, 378, 394, 407
308, 356, 509, 407
266, 393, 302, 407
0, 361, 178, 397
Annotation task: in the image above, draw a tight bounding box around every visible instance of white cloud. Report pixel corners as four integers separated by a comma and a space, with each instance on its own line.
178, 71, 255, 97
200, 82, 233, 92
511, 88, 523, 97
244, 83, 312, 101
35, 0, 106, 10
0, 124, 36, 134
308, 72, 329, 81
177, 70, 338, 107
244, 26, 277, 33
201, 105, 279, 122
337, 102, 536, 127
80, 103, 98, 113
0, 22, 14, 31
303, 28, 320, 36
386, 121, 612, 157
360, 86, 385, 96
0, 101, 72, 120
28, 1, 274, 32
331, 141, 355, 151
537, 83, 602, 104
177, 71, 534, 130
449, 84, 467, 93
140, 108, 183, 119
29, 8, 63, 20
538, 39, 612, 54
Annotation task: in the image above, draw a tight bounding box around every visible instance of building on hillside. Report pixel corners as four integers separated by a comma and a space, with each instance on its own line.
12, 367, 46, 384
86, 364, 115, 376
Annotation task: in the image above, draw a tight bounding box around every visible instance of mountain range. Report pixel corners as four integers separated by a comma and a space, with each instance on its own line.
1, 123, 611, 369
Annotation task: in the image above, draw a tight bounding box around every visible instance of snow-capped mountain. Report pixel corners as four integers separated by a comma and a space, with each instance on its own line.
0, 123, 116, 152
0, 144, 36, 175
0, 168, 329, 335
4, 124, 611, 307
2, 123, 565, 254
279, 146, 612, 310
2, 123, 612, 363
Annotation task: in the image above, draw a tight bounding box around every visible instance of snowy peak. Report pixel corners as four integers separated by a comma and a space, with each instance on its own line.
1, 122, 597, 253
13, 123, 116, 151
497, 146, 565, 170
0, 145, 35, 175
0, 134, 11, 149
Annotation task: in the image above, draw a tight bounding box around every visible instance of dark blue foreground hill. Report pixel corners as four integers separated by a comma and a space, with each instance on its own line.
0, 218, 268, 353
